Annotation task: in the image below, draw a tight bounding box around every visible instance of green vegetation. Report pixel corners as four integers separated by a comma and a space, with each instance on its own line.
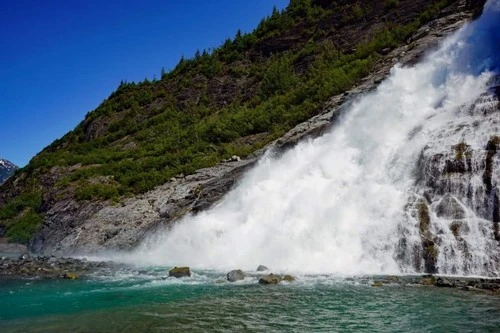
0, 191, 42, 244
0, 0, 456, 243
385, 0, 400, 8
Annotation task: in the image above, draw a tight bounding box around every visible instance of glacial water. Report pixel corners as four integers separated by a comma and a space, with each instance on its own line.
2, 271, 500, 332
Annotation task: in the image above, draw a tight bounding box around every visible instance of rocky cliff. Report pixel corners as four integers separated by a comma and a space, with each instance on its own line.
0, 159, 17, 185
0, 0, 488, 256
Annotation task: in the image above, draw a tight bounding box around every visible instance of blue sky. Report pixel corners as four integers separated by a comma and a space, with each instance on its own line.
0, 0, 289, 167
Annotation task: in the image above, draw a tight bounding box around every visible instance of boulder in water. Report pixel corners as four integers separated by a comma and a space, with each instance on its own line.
227, 269, 245, 282
256, 265, 269, 272
372, 281, 384, 287
259, 273, 282, 285
283, 274, 295, 282
63, 272, 79, 280
169, 266, 191, 278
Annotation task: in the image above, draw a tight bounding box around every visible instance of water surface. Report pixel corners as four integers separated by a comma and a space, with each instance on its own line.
1, 271, 499, 332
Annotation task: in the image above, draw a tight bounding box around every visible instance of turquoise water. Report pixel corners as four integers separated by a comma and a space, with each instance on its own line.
1, 270, 500, 332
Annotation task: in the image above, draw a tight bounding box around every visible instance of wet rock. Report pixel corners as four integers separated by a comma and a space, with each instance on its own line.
0, 256, 120, 278
436, 194, 465, 219
479, 282, 500, 291
420, 276, 436, 286
168, 266, 191, 278
372, 281, 384, 287
63, 272, 79, 280
435, 277, 454, 287
449, 221, 470, 238
259, 273, 282, 285
227, 269, 245, 282
385, 276, 402, 284
282, 274, 295, 282
256, 265, 269, 272
18, 253, 30, 260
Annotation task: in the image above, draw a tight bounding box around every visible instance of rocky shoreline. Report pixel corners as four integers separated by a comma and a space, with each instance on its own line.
0, 255, 120, 279
2, 256, 500, 295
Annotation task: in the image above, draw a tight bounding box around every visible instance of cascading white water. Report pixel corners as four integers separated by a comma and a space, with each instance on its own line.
130, 1, 500, 275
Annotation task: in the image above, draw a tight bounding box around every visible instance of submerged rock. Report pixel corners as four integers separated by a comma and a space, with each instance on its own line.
256, 265, 269, 272
282, 274, 295, 282
259, 273, 282, 285
227, 269, 245, 282
372, 281, 384, 287
168, 266, 191, 278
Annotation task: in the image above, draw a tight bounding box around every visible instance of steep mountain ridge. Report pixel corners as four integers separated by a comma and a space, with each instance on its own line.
0, 0, 488, 257
0, 159, 17, 185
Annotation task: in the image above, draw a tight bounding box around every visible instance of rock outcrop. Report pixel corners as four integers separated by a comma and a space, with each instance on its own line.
0, 256, 116, 278
0, 159, 17, 185
256, 265, 269, 272
396, 81, 500, 275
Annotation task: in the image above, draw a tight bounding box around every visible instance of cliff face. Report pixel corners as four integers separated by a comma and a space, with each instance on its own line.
0, 0, 488, 254
0, 159, 17, 185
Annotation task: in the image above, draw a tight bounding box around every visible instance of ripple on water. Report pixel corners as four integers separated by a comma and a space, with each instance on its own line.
2, 274, 500, 332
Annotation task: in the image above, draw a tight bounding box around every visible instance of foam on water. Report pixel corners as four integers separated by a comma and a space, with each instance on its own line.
114, 1, 500, 275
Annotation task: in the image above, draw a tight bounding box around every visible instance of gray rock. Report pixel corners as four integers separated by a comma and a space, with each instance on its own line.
435, 277, 454, 287
227, 269, 245, 282
256, 265, 269, 272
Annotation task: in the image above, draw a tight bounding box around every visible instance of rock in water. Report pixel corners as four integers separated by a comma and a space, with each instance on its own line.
282, 274, 295, 282
435, 277, 454, 287
227, 269, 245, 282
169, 266, 191, 278
420, 276, 436, 286
256, 265, 269, 272
63, 272, 79, 280
259, 273, 282, 285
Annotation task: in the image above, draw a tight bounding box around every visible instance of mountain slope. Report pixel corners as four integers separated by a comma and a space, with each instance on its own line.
0, 0, 486, 249
0, 159, 17, 185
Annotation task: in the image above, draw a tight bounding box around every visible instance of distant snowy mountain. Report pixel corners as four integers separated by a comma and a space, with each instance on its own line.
0, 159, 17, 185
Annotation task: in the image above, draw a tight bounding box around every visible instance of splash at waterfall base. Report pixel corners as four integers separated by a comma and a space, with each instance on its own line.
2, 255, 500, 294
111, 0, 500, 277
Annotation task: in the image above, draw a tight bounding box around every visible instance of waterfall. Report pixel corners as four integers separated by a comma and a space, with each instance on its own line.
131, 1, 500, 276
